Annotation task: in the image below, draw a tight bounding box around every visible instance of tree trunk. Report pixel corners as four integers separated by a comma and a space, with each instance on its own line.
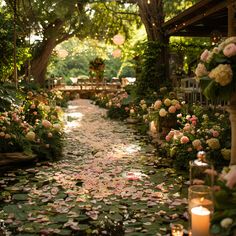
137, 0, 170, 86
137, 0, 164, 42
30, 19, 65, 86
31, 38, 56, 86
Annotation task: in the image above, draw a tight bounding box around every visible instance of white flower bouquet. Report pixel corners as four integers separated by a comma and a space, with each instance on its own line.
195, 37, 236, 101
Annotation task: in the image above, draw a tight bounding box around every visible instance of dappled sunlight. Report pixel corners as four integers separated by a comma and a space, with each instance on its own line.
64, 111, 84, 130
112, 143, 142, 157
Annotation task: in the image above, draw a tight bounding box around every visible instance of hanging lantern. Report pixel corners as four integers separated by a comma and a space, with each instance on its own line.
112, 34, 125, 45
112, 49, 122, 58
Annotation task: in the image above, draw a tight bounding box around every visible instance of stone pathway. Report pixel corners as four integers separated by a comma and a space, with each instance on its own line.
0, 99, 188, 236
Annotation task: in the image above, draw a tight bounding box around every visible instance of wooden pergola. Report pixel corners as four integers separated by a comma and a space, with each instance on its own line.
163, 0, 236, 38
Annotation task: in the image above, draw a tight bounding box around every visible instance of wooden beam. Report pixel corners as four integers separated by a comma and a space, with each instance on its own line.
227, 0, 236, 36
165, 1, 227, 36
163, 0, 214, 27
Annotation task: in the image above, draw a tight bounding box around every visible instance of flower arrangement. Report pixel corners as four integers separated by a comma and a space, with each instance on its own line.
147, 94, 183, 133
195, 37, 236, 101
89, 57, 105, 81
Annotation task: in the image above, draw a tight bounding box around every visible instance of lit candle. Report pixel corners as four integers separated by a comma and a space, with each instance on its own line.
171, 223, 183, 236
189, 198, 213, 213
191, 206, 210, 236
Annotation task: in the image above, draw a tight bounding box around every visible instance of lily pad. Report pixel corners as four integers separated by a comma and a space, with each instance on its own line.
13, 194, 28, 201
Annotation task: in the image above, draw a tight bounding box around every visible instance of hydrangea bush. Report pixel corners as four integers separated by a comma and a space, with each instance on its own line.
0, 88, 64, 161
162, 107, 230, 170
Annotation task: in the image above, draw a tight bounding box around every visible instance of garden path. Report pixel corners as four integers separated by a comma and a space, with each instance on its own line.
0, 99, 188, 236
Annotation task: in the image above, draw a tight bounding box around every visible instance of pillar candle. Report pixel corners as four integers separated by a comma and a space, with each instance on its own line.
189, 198, 213, 213
191, 206, 210, 236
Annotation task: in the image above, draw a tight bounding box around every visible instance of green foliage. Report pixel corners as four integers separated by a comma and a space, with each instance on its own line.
136, 41, 167, 97
0, 8, 31, 81
107, 106, 129, 120
89, 57, 105, 80
0, 82, 21, 111
211, 180, 236, 236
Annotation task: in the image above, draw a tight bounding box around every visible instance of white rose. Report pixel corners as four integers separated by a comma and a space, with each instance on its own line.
220, 218, 233, 228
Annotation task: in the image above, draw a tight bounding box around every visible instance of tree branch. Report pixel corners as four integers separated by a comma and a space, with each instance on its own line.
102, 2, 139, 16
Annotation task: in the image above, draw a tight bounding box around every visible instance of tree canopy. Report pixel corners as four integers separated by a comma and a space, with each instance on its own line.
1, 0, 201, 87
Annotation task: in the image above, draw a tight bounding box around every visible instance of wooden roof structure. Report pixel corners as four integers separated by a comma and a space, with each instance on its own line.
163, 0, 236, 37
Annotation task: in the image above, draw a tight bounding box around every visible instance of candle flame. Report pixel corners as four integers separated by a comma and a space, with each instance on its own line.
200, 197, 204, 202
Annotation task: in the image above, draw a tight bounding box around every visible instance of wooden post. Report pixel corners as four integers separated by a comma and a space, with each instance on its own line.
227, 0, 236, 36
13, 0, 18, 88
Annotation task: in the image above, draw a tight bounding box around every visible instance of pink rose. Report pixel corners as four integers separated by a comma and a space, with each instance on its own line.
154, 100, 162, 110
200, 49, 210, 62
175, 103, 181, 110
165, 135, 171, 142
168, 130, 175, 137
30, 104, 36, 109
183, 123, 191, 131
211, 130, 219, 137
168, 105, 176, 113
180, 136, 189, 144
42, 120, 52, 128
177, 113, 182, 118
223, 43, 236, 57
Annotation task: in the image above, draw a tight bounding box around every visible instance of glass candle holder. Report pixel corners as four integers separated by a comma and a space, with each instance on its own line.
189, 158, 214, 187
171, 223, 184, 236
188, 185, 213, 236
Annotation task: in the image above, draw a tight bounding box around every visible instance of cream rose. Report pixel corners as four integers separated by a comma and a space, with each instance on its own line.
159, 108, 167, 117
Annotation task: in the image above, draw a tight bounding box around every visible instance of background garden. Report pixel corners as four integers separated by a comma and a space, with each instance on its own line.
0, 0, 236, 235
